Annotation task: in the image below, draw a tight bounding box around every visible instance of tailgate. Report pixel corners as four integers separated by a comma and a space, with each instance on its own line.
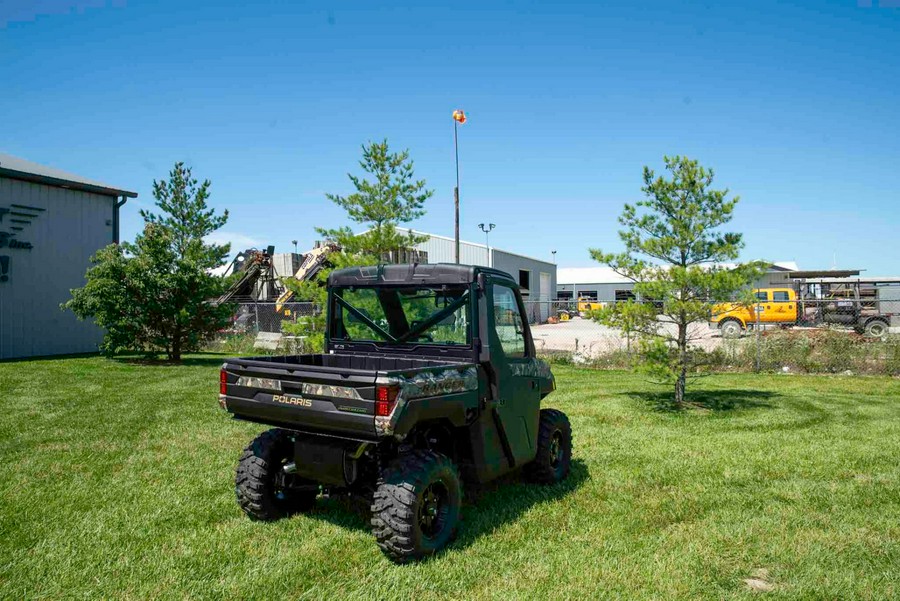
221, 359, 378, 439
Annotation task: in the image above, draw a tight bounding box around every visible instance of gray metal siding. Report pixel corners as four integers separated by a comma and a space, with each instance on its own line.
0, 177, 114, 359
491, 251, 557, 322
490, 251, 555, 298
556, 282, 635, 301
413, 235, 489, 266
408, 231, 557, 322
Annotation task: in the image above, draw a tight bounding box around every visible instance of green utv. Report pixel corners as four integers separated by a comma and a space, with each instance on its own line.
219, 264, 571, 563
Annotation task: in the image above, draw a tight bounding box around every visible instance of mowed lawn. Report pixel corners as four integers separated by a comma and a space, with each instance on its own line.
1, 357, 899, 600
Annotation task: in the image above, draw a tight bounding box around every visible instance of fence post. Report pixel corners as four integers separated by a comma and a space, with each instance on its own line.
254, 300, 260, 334
755, 302, 761, 373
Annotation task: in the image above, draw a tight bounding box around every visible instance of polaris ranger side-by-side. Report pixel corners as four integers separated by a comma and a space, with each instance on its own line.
219, 264, 572, 563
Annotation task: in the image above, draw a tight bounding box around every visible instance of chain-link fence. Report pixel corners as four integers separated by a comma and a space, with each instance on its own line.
210, 302, 320, 354
522, 298, 900, 374
209, 297, 900, 375
223, 302, 318, 334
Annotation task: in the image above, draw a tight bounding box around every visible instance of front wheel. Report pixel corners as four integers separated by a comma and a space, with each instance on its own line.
719, 319, 743, 339
526, 409, 573, 484
371, 450, 462, 563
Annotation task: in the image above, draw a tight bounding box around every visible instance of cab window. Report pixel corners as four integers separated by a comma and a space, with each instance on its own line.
772, 291, 790, 302
492, 284, 527, 358
755, 291, 769, 302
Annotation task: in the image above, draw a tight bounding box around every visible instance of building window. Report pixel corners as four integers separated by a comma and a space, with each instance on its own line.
518, 270, 531, 295
578, 290, 598, 300
556, 291, 573, 300
615, 289, 635, 301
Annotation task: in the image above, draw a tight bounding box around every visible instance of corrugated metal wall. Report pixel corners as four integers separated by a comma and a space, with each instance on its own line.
0, 177, 114, 359
491, 250, 557, 321
556, 282, 632, 301
407, 230, 558, 322
412, 234, 489, 266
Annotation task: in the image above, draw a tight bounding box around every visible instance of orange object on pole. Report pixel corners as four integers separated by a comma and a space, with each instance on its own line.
452, 109, 466, 263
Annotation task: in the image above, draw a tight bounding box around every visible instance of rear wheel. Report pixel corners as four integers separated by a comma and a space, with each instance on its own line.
864, 319, 888, 338
235, 429, 317, 521
526, 409, 572, 484
371, 450, 462, 563
719, 319, 743, 339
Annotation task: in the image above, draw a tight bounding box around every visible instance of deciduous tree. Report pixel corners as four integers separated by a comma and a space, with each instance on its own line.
65, 163, 231, 360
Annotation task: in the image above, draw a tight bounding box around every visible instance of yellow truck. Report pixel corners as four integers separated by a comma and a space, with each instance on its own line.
710, 288, 799, 338
711, 285, 895, 338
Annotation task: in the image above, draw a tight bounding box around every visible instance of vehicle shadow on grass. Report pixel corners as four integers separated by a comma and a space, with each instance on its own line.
308, 459, 590, 556
627, 389, 779, 412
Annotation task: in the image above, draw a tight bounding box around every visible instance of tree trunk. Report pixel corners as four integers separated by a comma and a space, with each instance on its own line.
675, 320, 688, 405
170, 335, 182, 362
675, 365, 686, 405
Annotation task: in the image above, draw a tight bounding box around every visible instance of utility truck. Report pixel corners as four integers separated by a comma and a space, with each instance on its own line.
219, 264, 571, 563
711, 281, 898, 338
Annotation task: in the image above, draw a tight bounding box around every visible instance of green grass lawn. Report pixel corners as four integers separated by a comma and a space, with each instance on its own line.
1, 357, 899, 600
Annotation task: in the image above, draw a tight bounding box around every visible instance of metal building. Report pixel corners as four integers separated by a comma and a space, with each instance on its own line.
0, 153, 137, 359
399, 228, 557, 321
557, 262, 801, 301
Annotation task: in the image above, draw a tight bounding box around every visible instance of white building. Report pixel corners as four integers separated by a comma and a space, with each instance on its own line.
557, 262, 800, 301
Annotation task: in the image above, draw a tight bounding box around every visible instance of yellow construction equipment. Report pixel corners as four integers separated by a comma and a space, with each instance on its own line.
275, 243, 339, 312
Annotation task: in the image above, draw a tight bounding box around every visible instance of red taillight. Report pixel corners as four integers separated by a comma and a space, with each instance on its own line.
220, 370, 227, 395
375, 385, 399, 417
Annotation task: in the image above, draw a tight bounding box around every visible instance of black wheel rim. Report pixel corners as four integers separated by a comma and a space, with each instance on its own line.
418, 481, 449, 539
549, 430, 564, 469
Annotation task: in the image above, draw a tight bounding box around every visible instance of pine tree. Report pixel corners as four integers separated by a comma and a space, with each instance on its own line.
591, 156, 765, 404
282, 140, 432, 350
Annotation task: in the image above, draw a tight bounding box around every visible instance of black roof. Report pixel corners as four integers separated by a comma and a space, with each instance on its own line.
328, 263, 517, 287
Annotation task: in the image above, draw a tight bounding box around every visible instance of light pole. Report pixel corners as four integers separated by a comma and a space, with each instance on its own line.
452, 109, 467, 264
552, 250, 557, 263
291, 239, 298, 254
478, 223, 495, 267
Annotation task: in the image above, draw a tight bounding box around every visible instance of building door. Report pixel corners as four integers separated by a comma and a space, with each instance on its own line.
539, 272, 551, 322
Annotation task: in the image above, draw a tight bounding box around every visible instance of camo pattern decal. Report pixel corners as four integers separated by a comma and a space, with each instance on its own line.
299, 383, 364, 400
399, 366, 479, 400
237, 376, 364, 400
236, 376, 282, 391
375, 366, 479, 438
509, 358, 552, 380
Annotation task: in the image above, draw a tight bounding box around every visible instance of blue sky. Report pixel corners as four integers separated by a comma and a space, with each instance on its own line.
2, 0, 899, 273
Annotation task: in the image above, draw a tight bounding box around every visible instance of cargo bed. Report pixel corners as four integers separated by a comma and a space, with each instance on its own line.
221, 353, 473, 439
